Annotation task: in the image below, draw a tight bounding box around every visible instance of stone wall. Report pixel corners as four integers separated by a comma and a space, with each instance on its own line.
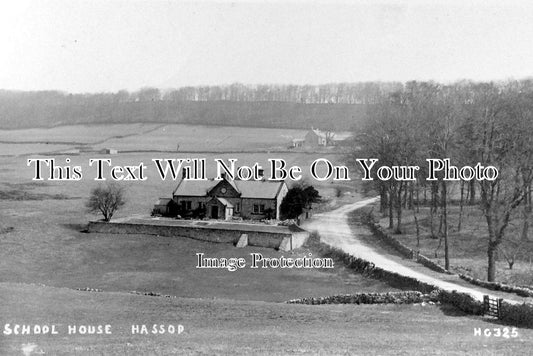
459, 274, 533, 298
287, 291, 426, 305
88, 220, 308, 251
363, 215, 451, 274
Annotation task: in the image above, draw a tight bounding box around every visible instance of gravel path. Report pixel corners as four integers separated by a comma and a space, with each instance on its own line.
302, 197, 530, 304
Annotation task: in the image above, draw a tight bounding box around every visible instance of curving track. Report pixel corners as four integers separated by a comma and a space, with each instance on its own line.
303, 197, 524, 304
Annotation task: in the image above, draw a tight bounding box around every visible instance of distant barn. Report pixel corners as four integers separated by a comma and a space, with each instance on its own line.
289, 128, 353, 148
101, 148, 118, 154
291, 138, 305, 148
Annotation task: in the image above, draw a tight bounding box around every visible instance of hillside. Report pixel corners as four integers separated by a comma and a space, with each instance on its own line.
0, 90, 368, 130
2, 282, 530, 355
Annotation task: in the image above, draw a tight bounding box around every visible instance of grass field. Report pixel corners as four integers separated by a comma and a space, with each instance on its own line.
0, 148, 363, 303
0, 123, 163, 144
0, 206, 400, 302
0, 143, 73, 156
92, 124, 308, 152
0, 123, 312, 153
1, 282, 531, 355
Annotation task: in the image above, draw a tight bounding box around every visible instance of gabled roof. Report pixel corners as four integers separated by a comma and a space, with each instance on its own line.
310, 128, 328, 138
223, 178, 240, 194
173, 177, 286, 199
214, 197, 234, 208
155, 198, 172, 205
173, 179, 218, 196
233, 180, 285, 199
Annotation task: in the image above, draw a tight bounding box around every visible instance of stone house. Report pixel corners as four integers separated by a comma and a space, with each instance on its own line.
172, 175, 288, 220
302, 128, 353, 147
305, 128, 328, 147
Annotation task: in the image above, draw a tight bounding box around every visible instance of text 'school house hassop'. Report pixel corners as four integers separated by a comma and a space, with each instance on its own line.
172, 175, 289, 220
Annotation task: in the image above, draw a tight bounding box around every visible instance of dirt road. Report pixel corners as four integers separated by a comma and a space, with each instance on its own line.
302, 197, 527, 303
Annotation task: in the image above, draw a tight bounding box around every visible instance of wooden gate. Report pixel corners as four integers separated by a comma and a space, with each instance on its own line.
483, 295, 502, 318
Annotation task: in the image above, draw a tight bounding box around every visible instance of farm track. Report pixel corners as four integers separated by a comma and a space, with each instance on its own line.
302, 198, 532, 305
0, 124, 167, 147
89, 123, 168, 146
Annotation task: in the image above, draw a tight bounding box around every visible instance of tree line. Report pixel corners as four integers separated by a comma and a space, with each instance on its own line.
0, 82, 401, 107
0, 88, 366, 131
353, 80, 533, 282
161, 82, 402, 104
0, 83, 403, 129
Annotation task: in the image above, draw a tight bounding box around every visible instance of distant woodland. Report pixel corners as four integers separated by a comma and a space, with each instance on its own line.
0, 83, 404, 129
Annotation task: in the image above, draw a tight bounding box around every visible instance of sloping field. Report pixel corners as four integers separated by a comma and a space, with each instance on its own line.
91, 124, 308, 152
0, 123, 314, 153
0, 123, 163, 144
1, 282, 530, 355
0, 123, 354, 155
0, 143, 72, 156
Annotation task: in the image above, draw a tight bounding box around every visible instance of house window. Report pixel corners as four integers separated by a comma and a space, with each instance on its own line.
235, 203, 240, 213
182, 201, 192, 210
253, 204, 265, 214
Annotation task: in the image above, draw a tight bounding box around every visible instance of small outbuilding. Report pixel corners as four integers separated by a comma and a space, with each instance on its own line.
101, 148, 118, 154
152, 198, 172, 216
291, 138, 305, 148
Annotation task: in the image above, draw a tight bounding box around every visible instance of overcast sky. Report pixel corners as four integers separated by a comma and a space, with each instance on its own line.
1, 0, 533, 93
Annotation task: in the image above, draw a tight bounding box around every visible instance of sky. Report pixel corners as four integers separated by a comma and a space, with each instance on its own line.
1, 0, 533, 93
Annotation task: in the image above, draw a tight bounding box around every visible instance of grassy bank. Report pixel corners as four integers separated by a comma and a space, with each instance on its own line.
1, 282, 531, 355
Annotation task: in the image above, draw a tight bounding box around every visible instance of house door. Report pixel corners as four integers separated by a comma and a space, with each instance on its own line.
211, 205, 219, 219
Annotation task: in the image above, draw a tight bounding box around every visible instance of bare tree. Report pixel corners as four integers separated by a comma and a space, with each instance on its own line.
86, 184, 126, 222
471, 84, 533, 281
521, 178, 532, 242
325, 131, 336, 146
429, 86, 464, 270
500, 237, 524, 270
